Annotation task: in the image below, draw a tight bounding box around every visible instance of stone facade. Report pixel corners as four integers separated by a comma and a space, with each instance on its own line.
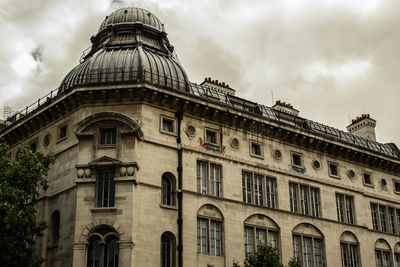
1, 7, 400, 267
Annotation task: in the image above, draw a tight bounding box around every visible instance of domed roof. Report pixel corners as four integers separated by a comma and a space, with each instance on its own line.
59, 7, 189, 93
98, 7, 164, 33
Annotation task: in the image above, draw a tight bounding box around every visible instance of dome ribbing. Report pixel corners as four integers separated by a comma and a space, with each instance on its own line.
59, 7, 189, 93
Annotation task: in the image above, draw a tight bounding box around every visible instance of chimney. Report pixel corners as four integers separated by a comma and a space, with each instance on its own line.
200, 77, 236, 96
272, 100, 299, 116
346, 114, 376, 141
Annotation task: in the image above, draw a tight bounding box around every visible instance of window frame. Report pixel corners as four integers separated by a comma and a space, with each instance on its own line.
97, 169, 116, 208
336, 193, 356, 224
328, 161, 340, 178
375, 248, 392, 267
244, 224, 279, 255
289, 182, 321, 217
204, 128, 219, 146
196, 160, 222, 197
242, 171, 277, 208
292, 233, 326, 267
371, 202, 400, 234
57, 122, 67, 142
161, 174, 175, 207
99, 127, 117, 146
160, 115, 177, 136
87, 228, 119, 267
291, 152, 304, 169
249, 140, 263, 159
197, 217, 223, 256
393, 179, 400, 195
340, 241, 360, 267
362, 171, 374, 187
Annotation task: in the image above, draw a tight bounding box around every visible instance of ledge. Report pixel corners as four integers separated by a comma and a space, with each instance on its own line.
91, 207, 117, 213
160, 204, 178, 210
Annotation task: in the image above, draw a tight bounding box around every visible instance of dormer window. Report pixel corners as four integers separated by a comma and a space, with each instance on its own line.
100, 128, 116, 145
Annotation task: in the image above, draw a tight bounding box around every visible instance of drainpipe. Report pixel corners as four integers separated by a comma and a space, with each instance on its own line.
175, 111, 183, 267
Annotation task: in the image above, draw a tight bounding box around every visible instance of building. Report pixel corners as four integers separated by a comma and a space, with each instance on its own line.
1, 6, 400, 267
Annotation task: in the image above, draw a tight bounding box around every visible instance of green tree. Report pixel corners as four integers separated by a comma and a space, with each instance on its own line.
233, 243, 303, 267
0, 142, 54, 267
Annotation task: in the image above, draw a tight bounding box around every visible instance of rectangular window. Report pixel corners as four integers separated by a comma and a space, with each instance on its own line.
371, 203, 400, 234
394, 180, 400, 194
341, 243, 359, 267
371, 203, 379, 230
291, 152, 303, 168
198, 218, 222, 256
58, 124, 67, 140
379, 206, 388, 232
205, 128, 218, 145
242, 171, 276, 208
197, 219, 208, 254
243, 172, 253, 204
328, 162, 340, 177
100, 128, 116, 145
336, 193, 355, 224
245, 226, 278, 256
290, 182, 320, 217
363, 172, 373, 186
29, 140, 37, 152
388, 208, 396, 234
250, 141, 263, 157
197, 161, 222, 196
97, 170, 115, 207
376, 250, 392, 267
161, 116, 175, 134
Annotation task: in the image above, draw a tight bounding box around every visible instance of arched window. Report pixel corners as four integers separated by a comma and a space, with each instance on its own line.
50, 210, 60, 245
197, 204, 224, 256
87, 227, 119, 267
161, 232, 176, 267
394, 243, 400, 267
161, 173, 176, 206
375, 239, 392, 267
340, 231, 360, 267
292, 223, 325, 267
244, 214, 280, 255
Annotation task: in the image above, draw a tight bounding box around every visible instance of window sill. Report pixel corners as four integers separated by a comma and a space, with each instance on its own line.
91, 207, 117, 213
329, 174, 341, 179
363, 183, 374, 188
160, 130, 177, 136
97, 144, 117, 149
160, 204, 178, 210
56, 137, 67, 144
250, 153, 264, 159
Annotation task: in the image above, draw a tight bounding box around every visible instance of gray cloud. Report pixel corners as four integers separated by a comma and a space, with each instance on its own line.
0, 0, 399, 146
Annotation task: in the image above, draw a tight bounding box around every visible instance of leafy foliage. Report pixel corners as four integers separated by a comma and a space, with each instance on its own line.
0, 142, 54, 267
233, 243, 303, 267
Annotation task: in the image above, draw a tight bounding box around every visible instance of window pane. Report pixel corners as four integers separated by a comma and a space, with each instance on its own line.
266, 178, 276, 208
267, 231, 278, 249
388, 208, 396, 234
314, 238, 323, 267
210, 164, 221, 197
244, 227, 254, 255
87, 237, 102, 267
243, 172, 253, 203
98, 171, 115, 207
303, 237, 312, 267
290, 183, 298, 213
311, 188, 320, 217
379, 206, 388, 232
349, 244, 359, 267
197, 219, 208, 254
197, 162, 208, 194
300, 185, 309, 215
383, 251, 391, 267
254, 175, 264, 206
337, 194, 345, 222
371, 204, 379, 230
293, 235, 301, 260
162, 176, 172, 205
341, 243, 349, 267
210, 221, 222, 256
376, 250, 383, 267
256, 228, 266, 247
346, 196, 355, 224
105, 236, 119, 267
395, 254, 400, 267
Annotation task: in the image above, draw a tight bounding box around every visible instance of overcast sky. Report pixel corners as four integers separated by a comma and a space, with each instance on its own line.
0, 0, 399, 146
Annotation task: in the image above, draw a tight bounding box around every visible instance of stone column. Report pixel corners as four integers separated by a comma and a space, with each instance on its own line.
119, 241, 134, 267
